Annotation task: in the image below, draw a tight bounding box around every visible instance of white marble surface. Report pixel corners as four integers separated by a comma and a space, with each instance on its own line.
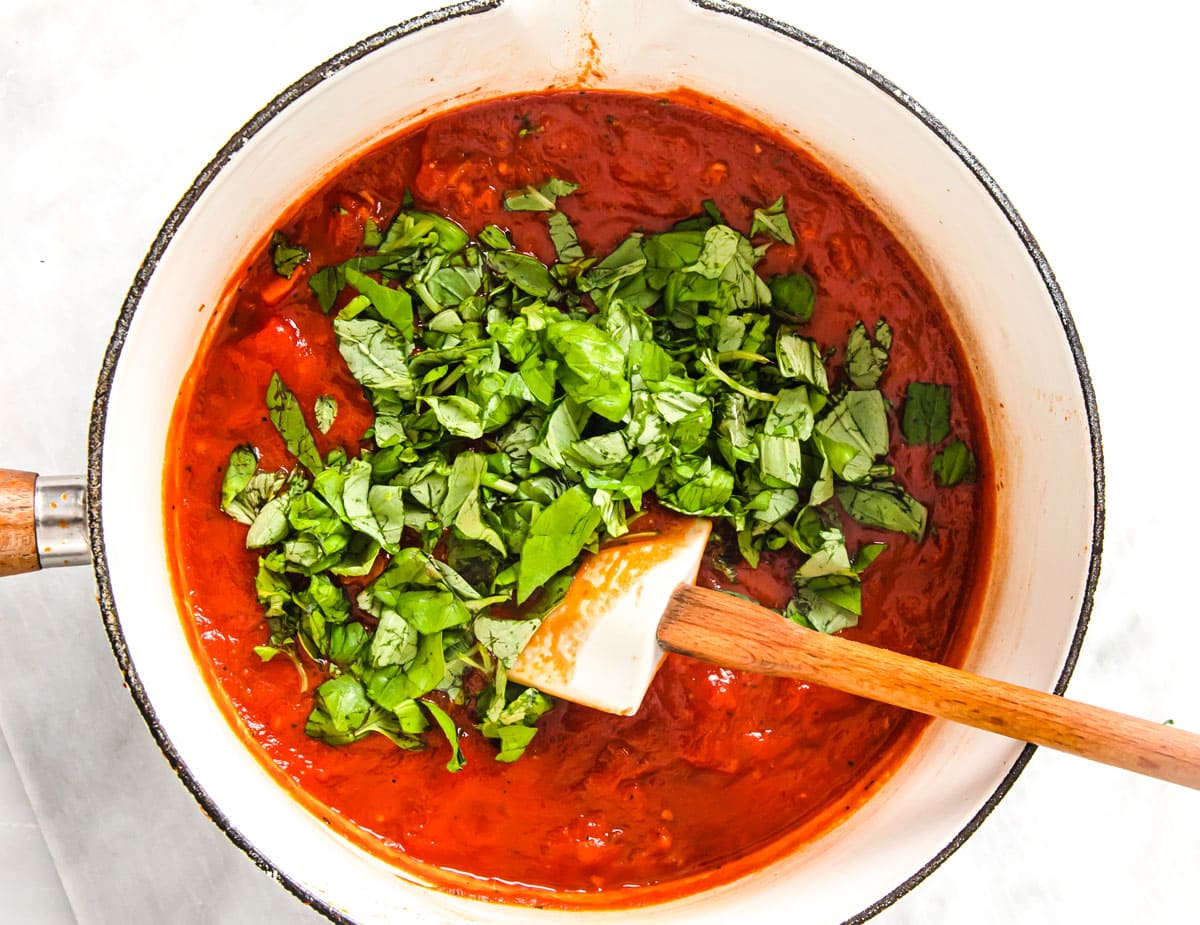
1, 0, 1197, 922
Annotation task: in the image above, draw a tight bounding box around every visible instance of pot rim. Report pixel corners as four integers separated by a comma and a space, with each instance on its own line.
84, 1, 1105, 922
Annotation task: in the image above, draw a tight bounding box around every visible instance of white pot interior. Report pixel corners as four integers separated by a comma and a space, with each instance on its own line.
97, 0, 1097, 922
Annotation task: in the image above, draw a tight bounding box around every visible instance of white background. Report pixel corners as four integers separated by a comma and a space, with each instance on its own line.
1, 0, 1197, 922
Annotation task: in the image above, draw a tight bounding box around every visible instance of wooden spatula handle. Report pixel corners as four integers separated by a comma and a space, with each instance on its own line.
660, 584, 1200, 789
0, 469, 39, 577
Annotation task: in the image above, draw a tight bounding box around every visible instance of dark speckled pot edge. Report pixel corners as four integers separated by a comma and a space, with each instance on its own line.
85, 1, 1104, 922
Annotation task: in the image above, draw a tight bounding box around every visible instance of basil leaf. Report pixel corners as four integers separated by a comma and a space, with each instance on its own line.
370, 609, 418, 668
424, 395, 484, 439
581, 233, 647, 293
474, 615, 543, 668
341, 459, 404, 554
795, 522, 852, 579
313, 676, 369, 734
548, 210, 584, 262
933, 438, 977, 486
389, 591, 470, 634
750, 195, 795, 245
815, 390, 889, 482
394, 698, 430, 734
309, 266, 343, 314
245, 494, 290, 548
786, 579, 860, 634
328, 621, 369, 666
517, 485, 602, 603
343, 266, 414, 339
853, 542, 888, 573
220, 445, 258, 518
266, 373, 324, 476
478, 224, 512, 250
903, 382, 952, 445
776, 331, 828, 391
837, 481, 928, 541
379, 209, 469, 256
767, 273, 815, 323
758, 435, 807, 487
314, 395, 337, 434
271, 231, 308, 279
487, 250, 558, 299
333, 317, 415, 398
845, 319, 892, 389
442, 453, 506, 554
486, 723, 538, 763
544, 319, 631, 422
503, 177, 579, 212
420, 700, 465, 771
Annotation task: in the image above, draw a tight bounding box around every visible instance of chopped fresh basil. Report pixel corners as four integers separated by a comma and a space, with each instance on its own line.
362, 218, 383, 249
815, 390, 889, 483
767, 272, 815, 323
474, 615, 543, 668
750, 195, 795, 245
271, 231, 308, 279
503, 177, 579, 212
266, 373, 324, 476
220, 445, 258, 520
309, 267, 342, 314
478, 224, 513, 250
548, 210, 584, 262
223, 187, 962, 769
343, 266, 414, 339
933, 438, 977, 486
314, 395, 337, 434
902, 382, 952, 445
517, 486, 603, 603
420, 700, 465, 771
844, 319, 892, 389
837, 482, 928, 541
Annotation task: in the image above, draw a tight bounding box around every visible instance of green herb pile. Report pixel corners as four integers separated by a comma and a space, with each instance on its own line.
220, 180, 976, 770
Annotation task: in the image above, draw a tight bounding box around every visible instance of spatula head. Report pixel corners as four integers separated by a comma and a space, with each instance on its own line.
508, 517, 712, 715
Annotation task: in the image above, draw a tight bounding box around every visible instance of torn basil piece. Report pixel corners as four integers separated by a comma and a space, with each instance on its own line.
421, 700, 465, 771
903, 382, 952, 445
503, 177, 579, 212
933, 438, 977, 486
220, 445, 258, 518
474, 615, 543, 668
767, 272, 815, 323
314, 395, 337, 434
837, 481, 928, 542
516, 485, 603, 604
787, 577, 861, 634
548, 210, 585, 262
271, 231, 308, 279
844, 319, 892, 389
814, 390, 889, 483
266, 373, 324, 477
750, 195, 795, 245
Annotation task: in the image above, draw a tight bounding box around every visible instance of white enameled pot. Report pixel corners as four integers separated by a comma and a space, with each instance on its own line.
1, 1, 1101, 922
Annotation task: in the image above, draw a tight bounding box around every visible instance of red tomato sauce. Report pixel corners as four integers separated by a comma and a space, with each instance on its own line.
165, 91, 993, 907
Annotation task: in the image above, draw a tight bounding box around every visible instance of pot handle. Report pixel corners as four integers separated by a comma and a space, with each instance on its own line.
0, 470, 89, 577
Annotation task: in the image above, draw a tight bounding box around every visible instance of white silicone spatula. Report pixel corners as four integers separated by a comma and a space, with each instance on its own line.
509, 521, 1200, 789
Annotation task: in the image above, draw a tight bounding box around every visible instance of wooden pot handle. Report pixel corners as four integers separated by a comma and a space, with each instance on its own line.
0, 469, 40, 577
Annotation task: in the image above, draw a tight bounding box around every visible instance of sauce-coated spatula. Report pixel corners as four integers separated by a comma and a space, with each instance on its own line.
509, 524, 1200, 789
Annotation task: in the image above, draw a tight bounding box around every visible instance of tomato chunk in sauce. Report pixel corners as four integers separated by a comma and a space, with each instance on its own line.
166, 90, 991, 907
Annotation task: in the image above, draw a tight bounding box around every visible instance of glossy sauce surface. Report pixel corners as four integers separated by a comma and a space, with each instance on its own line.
166, 91, 992, 907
